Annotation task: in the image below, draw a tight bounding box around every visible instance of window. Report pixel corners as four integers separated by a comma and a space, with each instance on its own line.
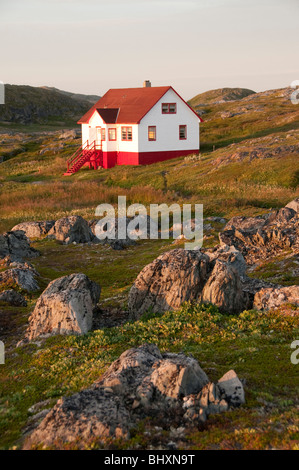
121, 127, 133, 141
108, 128, 116, 141
101, 128, 106, 141
179, 125, 187, 140
148, 126, 156, 141
162, 103, 176, 114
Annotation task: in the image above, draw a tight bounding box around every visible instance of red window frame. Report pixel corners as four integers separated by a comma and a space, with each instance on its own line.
108, 128, 117, 141
162, 103, 177, 114
179, 125, 187, 140
148, 126, 156, 141
121, 126, 133, 141
101, 128, 106, 141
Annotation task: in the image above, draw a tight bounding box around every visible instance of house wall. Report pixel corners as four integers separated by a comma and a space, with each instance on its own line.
138, 88, 200, 155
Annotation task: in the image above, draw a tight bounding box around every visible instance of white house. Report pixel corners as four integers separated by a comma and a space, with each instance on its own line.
65, 81, 202, 174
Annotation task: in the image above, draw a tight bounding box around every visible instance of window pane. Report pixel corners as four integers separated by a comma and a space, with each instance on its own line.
169, 103, 176, 113
162, 104, 169, 113
121, 128, 126, 140
148, 126, 156, 140
109, 128, 116, 140
179, 125, 186, 139
101, 129, 105, 140
127, 128, 132, 140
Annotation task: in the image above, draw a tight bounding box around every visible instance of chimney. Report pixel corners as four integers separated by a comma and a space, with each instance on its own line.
143, 80, 151, 88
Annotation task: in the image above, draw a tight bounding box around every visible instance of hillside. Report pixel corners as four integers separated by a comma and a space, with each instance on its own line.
40, 86, 101, 104
0, 85, 298, 450
188, 87, 256, 108
0, 84, 99, 126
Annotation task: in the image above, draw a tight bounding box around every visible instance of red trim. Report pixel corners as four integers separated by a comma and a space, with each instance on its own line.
108, 128, 117, 141
121, 126, 133, 141
179, 125, 187, 140
161, 103, 177, 114
148, 126, 156, 141
169, 86, 204, 122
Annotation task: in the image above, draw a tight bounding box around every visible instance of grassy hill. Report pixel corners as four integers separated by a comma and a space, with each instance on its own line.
188, 87, 256, 107
0, 84, 99, 127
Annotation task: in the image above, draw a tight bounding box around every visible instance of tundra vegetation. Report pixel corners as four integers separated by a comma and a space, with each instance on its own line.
0, 86, 298, 450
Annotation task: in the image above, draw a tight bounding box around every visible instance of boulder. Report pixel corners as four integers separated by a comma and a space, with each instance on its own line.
128, 249, 210, 318
0, 289, 27, 306
11, 221, 55, 239
206, 244, 247, 277
219, 208, 299, 265
0, 230, 40, 262
201, 260, 249, 314
0, 265, 39, 292
253, 285, 299, 311
47, 216, 93, 244
217, 370, 245, 407
285, 198, 299, 213
23, 344, 243, 450
25, 273, 101, 340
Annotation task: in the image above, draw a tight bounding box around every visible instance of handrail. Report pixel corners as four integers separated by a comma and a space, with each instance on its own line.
66, 140, 100, 173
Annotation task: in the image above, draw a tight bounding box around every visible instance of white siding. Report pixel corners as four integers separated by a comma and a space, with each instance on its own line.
138, 88, 200, 153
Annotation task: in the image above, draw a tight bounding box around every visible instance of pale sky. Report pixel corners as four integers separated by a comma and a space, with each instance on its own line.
1, 0, 299, 100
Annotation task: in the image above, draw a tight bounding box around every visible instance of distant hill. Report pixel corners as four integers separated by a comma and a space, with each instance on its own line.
40, 86, 101, 105
0, 84, 100, 125
188, 87, 256, 109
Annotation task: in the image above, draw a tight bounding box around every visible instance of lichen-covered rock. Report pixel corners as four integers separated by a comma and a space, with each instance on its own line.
25, 273, 101, 340
219, 207, 299, 265
201, 260, 249, 314
285, 198, 299, 213
0, 289, 27, 306
217, 370, 245, 407
23, 344, 243, 450
11, 221, 55, 239
253, 285, 299, 311
0, 264, 39, 292
0, 230, 40, 262
128, 249, 210, 318
206, 244, 247, 277
47, 216, 93, 244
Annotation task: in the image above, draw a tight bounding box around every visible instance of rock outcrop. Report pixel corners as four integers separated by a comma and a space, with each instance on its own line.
128, 247, 251, 318
89, 217, 136, 250
128, 249, 210, 318
47, 216, 93, 244
25, 273, 101, 340
0, 230, 40, 263
253, 285, 299, 311
0, 289, 27, 306
23, 344, 245, 449
219, 205, 299, 265
11, 221, 55, 239
0, 264, 39, 292
201, 260, 248, 314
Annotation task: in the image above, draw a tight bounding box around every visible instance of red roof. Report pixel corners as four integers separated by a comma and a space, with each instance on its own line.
78, 86, 203, 124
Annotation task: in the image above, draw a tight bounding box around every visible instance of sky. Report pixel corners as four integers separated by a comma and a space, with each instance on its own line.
1, 0, 299, 100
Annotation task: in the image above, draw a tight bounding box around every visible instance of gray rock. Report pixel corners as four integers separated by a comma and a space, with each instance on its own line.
128, 249, 210, 318
0, 265, 39, 292
0, 289, 27, 306
24, 344, 239, 450
0, 230, 40, 262
25, 273, 101, 340
285, 198, 299, 213
47, 216, 93, 244
202, 260, 249, 314
206, 244, 247, 276
217, 370, 245, 407
253, 285, 299, 311
11, 221, 55, 239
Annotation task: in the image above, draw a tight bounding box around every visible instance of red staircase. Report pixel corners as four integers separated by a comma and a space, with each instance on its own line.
64, 141, 101, 175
